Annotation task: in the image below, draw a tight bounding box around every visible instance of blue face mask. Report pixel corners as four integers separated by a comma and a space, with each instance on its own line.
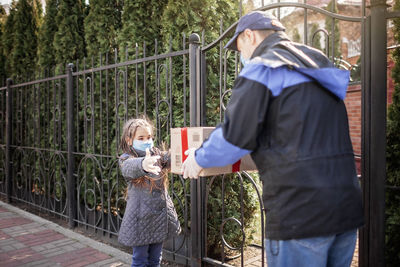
132, 139, 154, 151
240, 54, 250, 66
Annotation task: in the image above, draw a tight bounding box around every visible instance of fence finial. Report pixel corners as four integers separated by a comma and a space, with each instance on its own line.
189, 33, 200, 44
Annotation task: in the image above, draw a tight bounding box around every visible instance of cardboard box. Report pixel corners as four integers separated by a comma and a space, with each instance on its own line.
170, 127, 257, 176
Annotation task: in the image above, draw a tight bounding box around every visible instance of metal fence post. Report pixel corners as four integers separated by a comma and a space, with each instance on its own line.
199, 50, 207, 262
66, 63, 76, 228
5, 78, 13, 203
361, 1, 387, 266
360, 14, 371, 267
189, 33, 201, 267
189, 33, 201, 127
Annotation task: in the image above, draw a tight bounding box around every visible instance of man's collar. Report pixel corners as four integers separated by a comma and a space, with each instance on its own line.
250, 31, 290, 58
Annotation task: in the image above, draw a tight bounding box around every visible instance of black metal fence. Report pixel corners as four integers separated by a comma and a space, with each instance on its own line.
1, 1, 399, 266
0, 37, 193, 264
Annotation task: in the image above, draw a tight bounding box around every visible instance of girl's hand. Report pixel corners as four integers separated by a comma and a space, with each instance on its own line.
142, 148, 161, 175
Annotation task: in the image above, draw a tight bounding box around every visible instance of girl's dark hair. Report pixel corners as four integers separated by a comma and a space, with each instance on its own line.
120, 117, 169, 191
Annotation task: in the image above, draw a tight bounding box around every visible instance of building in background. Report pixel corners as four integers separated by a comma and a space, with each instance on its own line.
276, 0, 395, 174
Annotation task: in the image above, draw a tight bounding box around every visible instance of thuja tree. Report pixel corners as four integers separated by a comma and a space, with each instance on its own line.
0, 6, 6, 85
160, 0, 238, 127
161, 0, 259, 259
36, 0, 61, 205
309, 23, 322, 51
53, 0, 86, 69
82, 0, 124, 215
2, 1, 17, 78
51, 0, 86, 151
32, 0, 43, 29
386, 1, 400, 265
244, 0, 255, 14
11, 0, 38, 81
84, 0, 122, 59
116, 0, 168, 130
37, 0, 58, 70
325, 0, 341, 59
292, 28, 301, 43
0, 5, 5, 23
50, 0, 86, 212
117, 0, 167, 57
83, 0, 123, 154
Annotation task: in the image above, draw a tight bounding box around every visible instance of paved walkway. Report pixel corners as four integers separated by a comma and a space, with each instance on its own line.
240, 246, 359, 267
0, 200, 132, 267
235, 238, 359, 267
0, 200, 360, 267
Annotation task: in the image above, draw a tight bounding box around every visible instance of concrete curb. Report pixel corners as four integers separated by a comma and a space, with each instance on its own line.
0, 200, 131, 264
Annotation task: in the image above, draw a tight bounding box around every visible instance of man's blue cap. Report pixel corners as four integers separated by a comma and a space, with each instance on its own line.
225, 11, 285, 51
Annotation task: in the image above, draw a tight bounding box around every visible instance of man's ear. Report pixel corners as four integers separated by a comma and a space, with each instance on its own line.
244, 29, 257, 45
243, 29, 252, 41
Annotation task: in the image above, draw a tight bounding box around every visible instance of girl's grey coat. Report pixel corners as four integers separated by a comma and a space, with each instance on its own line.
118, 149, 181, 247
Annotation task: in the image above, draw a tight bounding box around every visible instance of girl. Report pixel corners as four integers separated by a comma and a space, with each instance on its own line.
118, 118, 181, 267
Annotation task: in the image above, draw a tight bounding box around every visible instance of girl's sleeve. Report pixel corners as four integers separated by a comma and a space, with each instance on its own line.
119, 156, 147, 182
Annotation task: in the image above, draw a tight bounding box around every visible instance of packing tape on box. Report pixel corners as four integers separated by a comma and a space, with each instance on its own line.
181, 128, 189, 163
180, 127, 241, 173
232, 159, 241, 172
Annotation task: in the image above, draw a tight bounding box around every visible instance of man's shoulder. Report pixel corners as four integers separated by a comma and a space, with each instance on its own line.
238, 62, 313, 97
254, 39, 333, 70
238, 62, 288, 85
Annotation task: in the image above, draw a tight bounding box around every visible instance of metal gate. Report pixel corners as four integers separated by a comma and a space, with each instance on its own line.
188, 1, 400, 266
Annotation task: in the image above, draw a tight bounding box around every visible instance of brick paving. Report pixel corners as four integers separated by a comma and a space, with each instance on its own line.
0, 201, 131, 267
0, 200, 360, 267
240, 239, 359, 267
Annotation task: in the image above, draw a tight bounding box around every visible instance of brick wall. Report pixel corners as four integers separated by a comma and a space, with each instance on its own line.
345, 84, 362, 157
388, 52, 395, 106
343, 53, 396, 175
344, 84, 362, 173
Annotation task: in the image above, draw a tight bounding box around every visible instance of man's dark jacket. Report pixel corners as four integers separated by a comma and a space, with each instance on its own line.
222, 31, 364, 240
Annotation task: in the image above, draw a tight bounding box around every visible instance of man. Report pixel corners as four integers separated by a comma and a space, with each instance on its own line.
181, 11, 364, 267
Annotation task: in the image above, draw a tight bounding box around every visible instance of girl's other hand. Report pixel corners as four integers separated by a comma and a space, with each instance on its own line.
142, 148, 161, 175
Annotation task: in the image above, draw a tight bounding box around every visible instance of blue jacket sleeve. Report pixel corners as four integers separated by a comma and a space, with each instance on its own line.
195, 127, 251, 168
